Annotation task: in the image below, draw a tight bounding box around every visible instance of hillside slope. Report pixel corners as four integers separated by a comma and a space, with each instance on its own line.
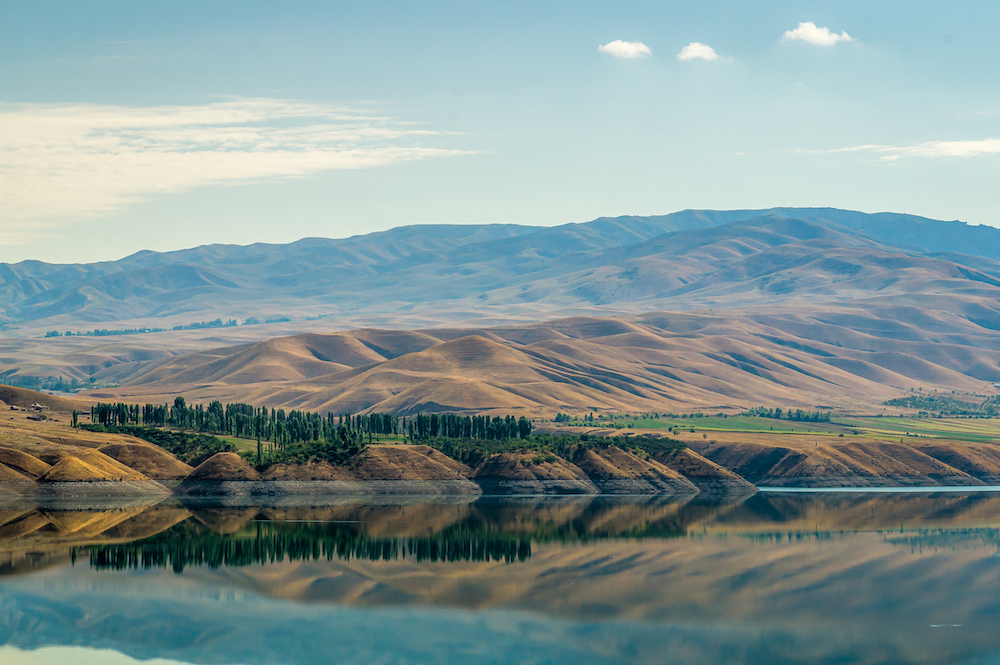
84, 295, 1000, 415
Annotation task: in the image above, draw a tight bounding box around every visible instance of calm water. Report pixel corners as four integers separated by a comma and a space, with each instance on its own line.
3, 492, 1000, 664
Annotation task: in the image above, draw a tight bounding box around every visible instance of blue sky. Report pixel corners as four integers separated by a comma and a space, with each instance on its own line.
2, 1, 999, 262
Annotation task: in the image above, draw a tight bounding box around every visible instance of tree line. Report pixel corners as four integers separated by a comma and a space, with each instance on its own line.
408, 413, 532, 440
45, 316, 293, 339
742, 407, 832, 422
90, 398, 534, 444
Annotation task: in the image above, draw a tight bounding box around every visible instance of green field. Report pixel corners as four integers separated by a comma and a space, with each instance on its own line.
200, 417, 1000, 452
575, 414, 1000, 443
591, 415, 843, 434
835, 416, 1000, 443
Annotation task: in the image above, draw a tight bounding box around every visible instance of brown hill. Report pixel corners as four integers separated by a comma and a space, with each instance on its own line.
86, 295, 1000, 415
689, 437, 1000, 488
349, 445, 473, 481
38, 454, 149, 482
36, 448, 150, 482
0, 385, 83, 412
10, 211, 1000, 400
187, 452, 260, 481
0, 447, 51, 478
475, 452, 592, 482
572, 447, 699, 494
651, 447, 756, 493
98, 442, 193, 480
0, 462, 31, 483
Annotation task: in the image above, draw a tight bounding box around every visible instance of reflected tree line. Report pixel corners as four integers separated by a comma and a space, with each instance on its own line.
82, 520, 532, 573
62, 493, 1000, 575
77, 498, 698, 573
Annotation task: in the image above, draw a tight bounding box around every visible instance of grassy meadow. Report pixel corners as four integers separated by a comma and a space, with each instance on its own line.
576, 413, 1000, 443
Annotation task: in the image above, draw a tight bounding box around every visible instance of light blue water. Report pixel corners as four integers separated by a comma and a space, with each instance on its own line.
2, 493, 1000, 664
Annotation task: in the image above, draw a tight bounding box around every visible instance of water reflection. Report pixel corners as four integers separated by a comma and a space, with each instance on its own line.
3, 492, 1000, 664
86, 520, 534, 571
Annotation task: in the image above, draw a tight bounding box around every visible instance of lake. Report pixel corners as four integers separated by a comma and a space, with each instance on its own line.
2, 491, 1000, 664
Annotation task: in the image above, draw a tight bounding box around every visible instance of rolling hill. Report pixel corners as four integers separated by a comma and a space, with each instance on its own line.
84, 298, 1000, 414
4, 207, 1000, 413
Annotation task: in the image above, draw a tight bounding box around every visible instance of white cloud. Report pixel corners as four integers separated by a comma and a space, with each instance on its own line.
817, 138, 1000, 159
782, 22, 853, 46
677, 42, 721, 62
0, 98, 470, 243
598, 40, 651, 59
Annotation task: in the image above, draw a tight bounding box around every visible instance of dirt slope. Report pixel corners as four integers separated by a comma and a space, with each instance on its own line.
186, 452, 261, 481
35, 448, 150, 482
98, 442, 193, 480
690, 437, 1000, 487
0, 447, 51, 478
650, 447, 756, 493
0, 385, 83, 411
572, 447, 699, 494
0, 462, 31, 483
84, 297, 1000, 415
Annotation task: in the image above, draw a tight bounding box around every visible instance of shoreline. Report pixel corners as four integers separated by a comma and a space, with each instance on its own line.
0, 478, 755, 498
13, 480, 1000, 499
759, 485, 1000, 493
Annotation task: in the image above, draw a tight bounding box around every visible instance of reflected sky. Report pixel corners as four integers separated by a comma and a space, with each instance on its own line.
3, 493, 1000, 664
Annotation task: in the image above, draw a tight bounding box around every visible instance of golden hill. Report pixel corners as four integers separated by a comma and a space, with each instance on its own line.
0, 385, 84, 412
85, 298, 1000, 415
98, 442, 194, 480
37, 449, 149, 482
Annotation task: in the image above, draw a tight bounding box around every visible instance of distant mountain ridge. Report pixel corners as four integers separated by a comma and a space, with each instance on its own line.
2, 207, 999, 329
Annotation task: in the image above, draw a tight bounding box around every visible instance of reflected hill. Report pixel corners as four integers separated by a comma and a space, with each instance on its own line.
6, 492, 1000, 576
4, 495, 1000, 664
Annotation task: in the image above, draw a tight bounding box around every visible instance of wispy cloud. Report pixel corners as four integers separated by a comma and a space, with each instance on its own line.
782, 22, 853, 46
814, 138, 1000, 160
598, 40, 651, 59
677, 42, 727, 62
0, 98, 470, 243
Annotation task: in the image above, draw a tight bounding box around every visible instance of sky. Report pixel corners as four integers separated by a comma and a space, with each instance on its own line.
2, 0, 999, 263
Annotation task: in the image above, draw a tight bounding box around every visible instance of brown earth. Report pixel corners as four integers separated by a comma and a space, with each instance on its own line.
0, 462, 31, 484
186, 452, 261, 481
474, 451, 592, 482
0, 447, 51, 478
650, 447, 756, 493
348, 445, 473, 481
37, 449, 149, 482
0, 385, 85, 412
98, 442, 194, 480
259, 461, 355, 481
76, 298, 1000, 417
689, 436, 1000, 487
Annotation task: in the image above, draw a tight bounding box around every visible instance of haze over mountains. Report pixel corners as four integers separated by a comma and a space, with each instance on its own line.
4, 207, 1000, 414
4, 207, 1000, 330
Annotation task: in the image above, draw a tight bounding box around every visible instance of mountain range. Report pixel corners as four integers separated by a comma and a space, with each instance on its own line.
4, 207, 1000, 413
4, 207, 1000, 329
